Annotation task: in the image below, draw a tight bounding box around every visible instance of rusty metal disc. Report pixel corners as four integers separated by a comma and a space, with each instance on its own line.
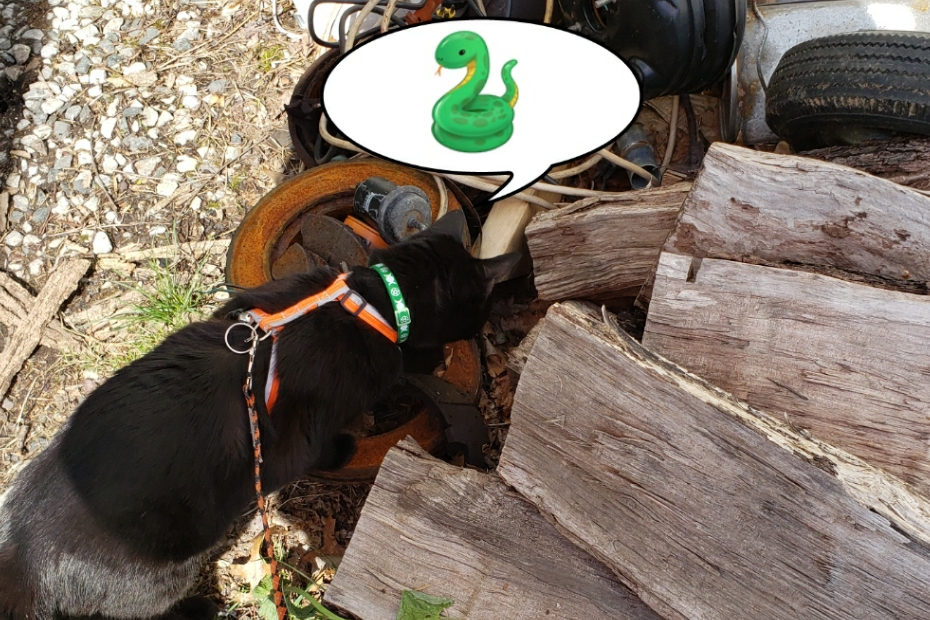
225, 159, 462, 288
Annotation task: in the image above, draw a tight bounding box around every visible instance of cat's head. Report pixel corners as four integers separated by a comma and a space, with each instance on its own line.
368, 210, 520, 350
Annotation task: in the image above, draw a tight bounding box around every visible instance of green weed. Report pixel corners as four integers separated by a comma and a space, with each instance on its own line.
90, 247, 217, 373
251, 561, 349, 620
228, 175, 246, 191
120, 258, 209, 332
257, 45, 286, 73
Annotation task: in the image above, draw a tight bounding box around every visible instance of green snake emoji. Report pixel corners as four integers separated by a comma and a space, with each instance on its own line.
432, 31, 518, 152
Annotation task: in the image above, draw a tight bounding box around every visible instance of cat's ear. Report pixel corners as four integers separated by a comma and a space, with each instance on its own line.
480, 252, 522, 286
429, 209, 469, 245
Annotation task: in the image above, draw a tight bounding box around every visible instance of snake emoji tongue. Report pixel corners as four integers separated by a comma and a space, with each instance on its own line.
432, 31, 518, 153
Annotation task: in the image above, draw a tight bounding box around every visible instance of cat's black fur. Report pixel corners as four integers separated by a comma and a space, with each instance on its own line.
0, 213, 518, 619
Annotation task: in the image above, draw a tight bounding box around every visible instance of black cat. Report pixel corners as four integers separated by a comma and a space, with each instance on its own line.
0, 211, 518, 619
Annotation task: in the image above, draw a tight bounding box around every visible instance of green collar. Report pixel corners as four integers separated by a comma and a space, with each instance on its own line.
370, 263, 411, 343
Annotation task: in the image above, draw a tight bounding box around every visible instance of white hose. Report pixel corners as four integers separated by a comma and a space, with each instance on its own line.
271, 0, 304, 40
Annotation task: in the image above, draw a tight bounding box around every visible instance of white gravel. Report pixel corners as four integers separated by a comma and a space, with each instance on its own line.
1, 0, 304, 284
91, 229, 112, 254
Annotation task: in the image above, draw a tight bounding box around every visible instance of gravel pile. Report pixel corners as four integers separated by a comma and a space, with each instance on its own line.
0, 0, 317, 609
1, 0, 306, 285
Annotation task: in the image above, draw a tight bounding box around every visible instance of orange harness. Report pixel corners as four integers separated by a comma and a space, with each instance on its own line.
242, 273, 397, 412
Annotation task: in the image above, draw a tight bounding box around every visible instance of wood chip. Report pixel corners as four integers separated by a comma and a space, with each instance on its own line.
0, 259, 91, 399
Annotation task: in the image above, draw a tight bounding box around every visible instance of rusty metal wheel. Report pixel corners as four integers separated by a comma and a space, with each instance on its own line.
226, 159, 461, 288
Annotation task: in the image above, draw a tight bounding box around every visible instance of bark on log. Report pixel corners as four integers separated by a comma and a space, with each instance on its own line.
0, 259, 90, 398
801, 137, 930, 190
505, 320, 543, 376
326, 438, 658, 620
526, 182, 688, 307
0, 272, 79, 351
662, 142, 930, 284
643, 253, 930, 497
498, 301, 930, 620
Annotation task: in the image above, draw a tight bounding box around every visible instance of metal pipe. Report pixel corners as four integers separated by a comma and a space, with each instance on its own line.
615, 123, 662, 190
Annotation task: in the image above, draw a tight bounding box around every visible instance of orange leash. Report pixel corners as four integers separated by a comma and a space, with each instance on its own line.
223, 273, 401, 619
236, 326, 287, 619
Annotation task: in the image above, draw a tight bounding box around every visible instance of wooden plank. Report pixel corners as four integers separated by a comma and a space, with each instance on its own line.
0, 272, 79, 351
526, 182, 687, 307
0, 259, 90, 399
664, 142, 930, 283
801, 136, 930, 191
479, 196, 539, 259
326, 438, 658, 620
498, 301, 930, 620
642, 253, 930, 497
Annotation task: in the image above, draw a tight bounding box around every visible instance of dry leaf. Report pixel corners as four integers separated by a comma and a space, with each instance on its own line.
486, 353, 506, 378
225, 532, 270, 589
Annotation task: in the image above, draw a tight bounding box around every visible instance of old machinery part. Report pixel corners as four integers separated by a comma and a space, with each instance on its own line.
344, 215, 389, 250
730, 0, 930, 145
718, 58, 739, 143
354, 177, 433, 244
554, 0, 746, 99
299, 212, 370, 268
225, 160, 464, 288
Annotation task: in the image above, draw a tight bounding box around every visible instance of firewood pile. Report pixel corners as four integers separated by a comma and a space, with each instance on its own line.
326, 141, 930, 619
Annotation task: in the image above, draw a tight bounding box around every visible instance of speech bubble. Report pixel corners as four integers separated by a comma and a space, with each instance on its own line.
323, 19, 642, 201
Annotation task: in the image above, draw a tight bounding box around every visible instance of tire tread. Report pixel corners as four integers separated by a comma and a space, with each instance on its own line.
766, 31, 930, 146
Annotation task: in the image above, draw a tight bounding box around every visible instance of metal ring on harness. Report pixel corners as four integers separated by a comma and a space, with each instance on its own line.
225, 322, 260, 355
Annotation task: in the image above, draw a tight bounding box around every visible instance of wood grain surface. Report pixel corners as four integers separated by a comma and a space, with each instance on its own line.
499, 302, 930, 620
526, 183, 688, 306
643, 253, 930, 496
326, 438, 658, 620
664, 143, 930, 283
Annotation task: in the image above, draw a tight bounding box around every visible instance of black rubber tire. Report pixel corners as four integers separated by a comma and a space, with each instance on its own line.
766, 30, 930, 149
680, 0, 746, 94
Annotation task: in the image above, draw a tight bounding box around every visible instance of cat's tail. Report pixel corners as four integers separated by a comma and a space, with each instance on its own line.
0, 544, 34, 619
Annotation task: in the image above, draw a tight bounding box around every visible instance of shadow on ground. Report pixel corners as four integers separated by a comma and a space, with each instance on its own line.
0, 0, 49, 183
